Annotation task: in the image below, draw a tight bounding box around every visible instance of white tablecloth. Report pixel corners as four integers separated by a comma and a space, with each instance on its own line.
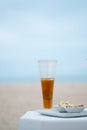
19, 111, 87, 130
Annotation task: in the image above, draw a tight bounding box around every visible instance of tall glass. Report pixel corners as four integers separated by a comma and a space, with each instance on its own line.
38, 60, 57, 109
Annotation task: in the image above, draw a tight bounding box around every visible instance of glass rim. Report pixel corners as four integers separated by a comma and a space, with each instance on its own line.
38, 60, 57, 63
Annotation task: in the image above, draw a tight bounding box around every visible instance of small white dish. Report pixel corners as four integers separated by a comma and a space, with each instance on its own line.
37, 108, 87, 118
65, 106, 84, 113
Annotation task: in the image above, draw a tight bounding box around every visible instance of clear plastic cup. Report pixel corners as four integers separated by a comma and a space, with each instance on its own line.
38, 60, 57, 109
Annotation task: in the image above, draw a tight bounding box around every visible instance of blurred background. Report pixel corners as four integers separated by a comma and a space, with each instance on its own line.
0, 0, 87, 83
0, 1, 87, 130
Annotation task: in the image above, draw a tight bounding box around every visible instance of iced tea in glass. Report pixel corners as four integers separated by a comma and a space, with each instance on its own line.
38, 60, 57, 109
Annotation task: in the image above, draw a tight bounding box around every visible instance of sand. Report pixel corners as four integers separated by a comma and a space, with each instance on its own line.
0, 82, 87, 130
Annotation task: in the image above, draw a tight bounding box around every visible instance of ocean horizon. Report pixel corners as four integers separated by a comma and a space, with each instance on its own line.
0, 75, 87, 83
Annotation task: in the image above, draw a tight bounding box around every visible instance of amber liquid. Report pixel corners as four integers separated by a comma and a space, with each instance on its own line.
41, 78, 54, 108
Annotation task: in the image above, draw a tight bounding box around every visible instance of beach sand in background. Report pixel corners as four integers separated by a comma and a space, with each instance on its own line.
0, 82, 87, 130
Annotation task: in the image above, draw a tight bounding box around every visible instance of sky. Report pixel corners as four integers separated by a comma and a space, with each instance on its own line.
0, 0, 87, 83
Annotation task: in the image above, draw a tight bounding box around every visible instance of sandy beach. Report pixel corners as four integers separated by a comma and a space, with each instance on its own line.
0, 82, 87, 130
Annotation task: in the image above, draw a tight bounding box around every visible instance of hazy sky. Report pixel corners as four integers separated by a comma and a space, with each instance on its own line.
0, 0, 87, 82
